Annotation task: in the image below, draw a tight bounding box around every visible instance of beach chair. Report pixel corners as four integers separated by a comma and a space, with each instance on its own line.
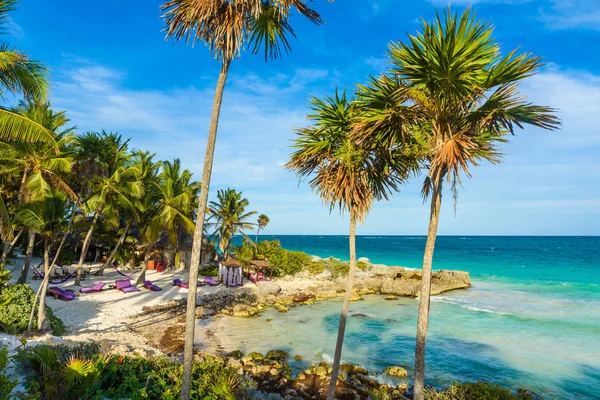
249, 272, 270, 284
143, 280, 162, 291
47, 287, 76, 301
115, 279, 140, 293
204, 276, 220, 286
173, 278, 189, 289
80, 282, 106, 294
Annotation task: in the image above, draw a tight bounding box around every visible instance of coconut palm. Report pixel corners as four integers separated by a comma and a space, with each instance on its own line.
207, 188, 256, 259
15, 189, 67, 330
355, 10, 560, 399
286, 90, 413, 399
95, 151, 158, 278
0, 0, 54, 144
160, 2, 325, 395
255, 214, 269, 242
73, 153, 143, 285
0, 101, 76, 284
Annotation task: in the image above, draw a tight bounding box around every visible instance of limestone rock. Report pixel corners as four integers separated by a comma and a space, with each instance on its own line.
384, 366, 408, 377
257, 280, 282, 295
380, 279, 418, 297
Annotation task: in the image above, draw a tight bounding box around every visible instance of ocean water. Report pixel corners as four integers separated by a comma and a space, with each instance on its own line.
219, 236, 600, 399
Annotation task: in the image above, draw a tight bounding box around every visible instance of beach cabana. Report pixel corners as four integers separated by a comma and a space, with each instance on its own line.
218, 260, 243, 287
248, 259, 273, 283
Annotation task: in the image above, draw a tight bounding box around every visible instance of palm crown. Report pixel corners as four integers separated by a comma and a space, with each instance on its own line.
357, 9, 560, 189
208, 188, 256, 256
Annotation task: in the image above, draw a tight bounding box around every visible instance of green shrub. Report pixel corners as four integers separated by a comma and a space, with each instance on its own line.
356, 261, 369, 271
0, 348, 17, 400
17, 344, 256, 400
0, 264, 10, 288
424, 381, 540, 400
0, 284, 65, 335
321, 257, 349, 278
307, 262, 325, 275
281, 251, 311, 276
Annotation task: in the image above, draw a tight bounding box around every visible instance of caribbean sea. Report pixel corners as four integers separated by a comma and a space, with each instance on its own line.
226, 235, 600, 399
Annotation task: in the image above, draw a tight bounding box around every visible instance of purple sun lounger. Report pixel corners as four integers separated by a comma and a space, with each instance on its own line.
80, 282, 106, 294
143, 280, 162, 291
204, 276, 220, 286
115, 279, 140, 293
173, 278, 189, 289
47, 287, 76, 301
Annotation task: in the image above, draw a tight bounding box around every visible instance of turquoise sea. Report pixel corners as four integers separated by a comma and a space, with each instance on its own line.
223, 236, 600, 399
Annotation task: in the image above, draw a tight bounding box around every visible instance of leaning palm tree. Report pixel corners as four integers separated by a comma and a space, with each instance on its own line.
286, 90, 413, 400
0, 0, 54, 144
255, 213, 269, 242
160, 2, 325, 395
355, 9, 560, 399
15, 189, 68, 330
207, 188, 256, 258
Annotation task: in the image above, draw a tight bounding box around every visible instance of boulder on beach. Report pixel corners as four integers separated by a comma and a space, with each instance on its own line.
256, 280, 282, 295
384, 366, 408, 377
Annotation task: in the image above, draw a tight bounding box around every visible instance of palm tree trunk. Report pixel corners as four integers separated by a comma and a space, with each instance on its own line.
326, 212, 357, 400
1, 226, 25, 264
135, 244, 154, 286
36, 241, 51, 331
28, 231, 70, 332
49, 206, 77, 271
74, 208, 102, 285
95, 223, 130, 276
413, 178, 443, 400
17, 230, 35, 284
255, 226, 261, 243
180, 59, 231, 400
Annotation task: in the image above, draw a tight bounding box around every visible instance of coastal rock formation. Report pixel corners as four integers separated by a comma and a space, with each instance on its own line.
384, 366, 408, 377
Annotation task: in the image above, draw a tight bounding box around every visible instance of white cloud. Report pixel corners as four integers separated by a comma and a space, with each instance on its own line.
48, 58, 600, 235
539, 0, 600, 30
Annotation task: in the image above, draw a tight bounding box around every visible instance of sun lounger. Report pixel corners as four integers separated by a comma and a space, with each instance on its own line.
80, 282, 106, 294
115, 279, 140, 293
249, 272, 270, 284
143, 280, 162, 291
204, 276, 220, 286
173, 278, 189, 289
47, 287, 76, 301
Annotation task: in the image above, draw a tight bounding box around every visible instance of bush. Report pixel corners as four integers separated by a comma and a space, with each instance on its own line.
307, 262, 325, 275
424, 381, 541, 400
321, 257, 349, 278
17, 344, 256, 400
0, 264, 10, 288
357, 260, 369, 271
0, 284, 65, 335
0, 348, 17, 400
281, 251, 311, 276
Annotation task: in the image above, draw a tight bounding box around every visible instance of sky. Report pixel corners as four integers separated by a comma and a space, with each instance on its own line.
8, 0, 600, 235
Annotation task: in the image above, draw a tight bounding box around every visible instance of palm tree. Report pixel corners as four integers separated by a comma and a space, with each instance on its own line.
286, 90, 412, 400
73, 149, 143, 285
160, 2, 325, 396
355, 10, 560, 399
0, 101, 76, 284
15, 189, 67, 330
255, 214, 269, 242
208, 188, 256, 259
0, 0, 54, 145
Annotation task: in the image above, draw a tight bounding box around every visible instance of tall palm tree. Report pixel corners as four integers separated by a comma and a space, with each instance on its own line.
286, 90, 412, 400
207, 188, 256, 259
160, 2, 325, 396
15, 189, 67, 330
0, 0, 54, 144
255, 213, 269, 242
355, 10, 560, 399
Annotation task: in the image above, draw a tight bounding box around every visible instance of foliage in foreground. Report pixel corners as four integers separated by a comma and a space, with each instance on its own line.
16, 343, 256, 400
0, 284, 64, 335
424, 381, 543, 400
232, 239, 367, 278
0, 348, 17, 400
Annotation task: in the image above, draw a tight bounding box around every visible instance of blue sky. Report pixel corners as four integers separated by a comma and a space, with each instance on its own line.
9, 0, 600, 235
